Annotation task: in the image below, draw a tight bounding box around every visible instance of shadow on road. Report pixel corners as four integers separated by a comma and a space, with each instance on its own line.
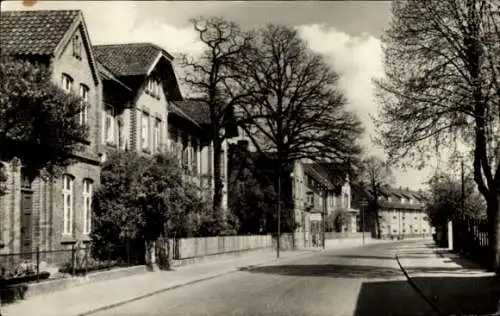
239, 264, 404, 279
325, 254, 395, 260
355, 279, 437, 316
355, 275, 500, 315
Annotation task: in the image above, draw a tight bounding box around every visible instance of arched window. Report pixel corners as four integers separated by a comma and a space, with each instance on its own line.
62, 174, 74, 235
79, 84, 90, 126
61, 74, 73, 93
82, 179, 93, 234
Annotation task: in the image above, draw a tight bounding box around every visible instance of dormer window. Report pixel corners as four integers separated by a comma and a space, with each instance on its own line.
401, 197, 406, 204
72, 34, 82, 60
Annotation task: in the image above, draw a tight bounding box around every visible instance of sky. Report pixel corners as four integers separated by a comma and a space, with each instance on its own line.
1, 0, 438, 190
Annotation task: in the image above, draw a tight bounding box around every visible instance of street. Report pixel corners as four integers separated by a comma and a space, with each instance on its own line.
91, 241, 438, 316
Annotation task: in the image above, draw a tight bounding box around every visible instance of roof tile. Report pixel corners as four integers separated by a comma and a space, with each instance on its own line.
0, 10, 79, 56
93, 43, 173, 77
173, 100, 211, 125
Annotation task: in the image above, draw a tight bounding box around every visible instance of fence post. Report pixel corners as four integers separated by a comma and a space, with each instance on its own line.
71, 244, 76, 276
36, 246, 40, 283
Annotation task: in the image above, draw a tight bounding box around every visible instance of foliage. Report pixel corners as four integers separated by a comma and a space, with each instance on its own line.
374, 0, 500, 268
231, 24, 363, 168
92, 151, 203, 250
180, 17, 253, 213
425, 172, 487, 228
0, 57, 87, 178
228, 145, 296, 234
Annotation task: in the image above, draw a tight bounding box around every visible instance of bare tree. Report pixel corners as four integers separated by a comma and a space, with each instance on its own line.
233, 25, 363, 168
359, 156, 394, 239
229, 24, 363, 254
180, 17, 253, 214
374, 0, 500, 269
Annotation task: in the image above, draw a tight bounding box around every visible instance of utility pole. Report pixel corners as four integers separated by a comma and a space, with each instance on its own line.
322, 189, 326, 249
461, 159, 465, 217
277, 166, 281, 259
360, 199, 368, 245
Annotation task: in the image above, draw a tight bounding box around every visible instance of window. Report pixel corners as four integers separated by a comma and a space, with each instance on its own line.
141, 112, 150, 151
62, 175, 74, 235
82, 179, 92, 234
61, 74, 73, 93
72, 34, 82, 59
154, 118, 161, 153
192, 138, 198, 174
105, 106, 115, 144
79, 85, 89, 125
169, 127, 177, 153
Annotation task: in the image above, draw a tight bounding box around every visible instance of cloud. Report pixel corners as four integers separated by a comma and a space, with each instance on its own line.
297, 24, 433, 189
1, 1, 432, 189
1, 1, 205, 58
297, 24, 384, 153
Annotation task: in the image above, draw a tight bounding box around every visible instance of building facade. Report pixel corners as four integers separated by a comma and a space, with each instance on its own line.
0, 10, 102, 254
0, 9, 235, 255
292, 161, 360, 247
351, 185, 432, 239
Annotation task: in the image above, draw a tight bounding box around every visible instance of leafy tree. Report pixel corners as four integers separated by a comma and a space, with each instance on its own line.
92, 151, 199, 265
374, 0, 500, 269
426, 172, 487, 229
180, 17, 253, 215
0, 57, 86, 178
358, 156, 394, 238
228, 144, 297, 235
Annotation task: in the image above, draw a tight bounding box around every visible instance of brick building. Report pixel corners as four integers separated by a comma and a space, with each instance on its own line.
0, 9, 238, 256
0, 10, 102, 254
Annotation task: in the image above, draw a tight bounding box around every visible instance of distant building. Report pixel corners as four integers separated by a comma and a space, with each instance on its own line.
352, 186, 432, 239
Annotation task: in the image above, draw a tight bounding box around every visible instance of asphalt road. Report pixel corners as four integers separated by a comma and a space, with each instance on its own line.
91, 241, 438, 316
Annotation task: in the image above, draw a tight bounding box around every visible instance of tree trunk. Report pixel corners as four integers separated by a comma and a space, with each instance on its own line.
213, 138, 223, 216
487, 192, 500, 272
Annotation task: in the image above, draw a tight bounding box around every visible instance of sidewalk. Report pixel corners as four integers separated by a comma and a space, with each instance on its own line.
397, 240, 500, 316
1, 248, 317, 316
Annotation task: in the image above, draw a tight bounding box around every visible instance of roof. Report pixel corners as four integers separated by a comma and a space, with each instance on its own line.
172, 100, 211, 125
169, 103, 202, 129
0, 10, 80, 56
93, 43, 174, 77
97, 62, 132, 92
303, 163, 335, 191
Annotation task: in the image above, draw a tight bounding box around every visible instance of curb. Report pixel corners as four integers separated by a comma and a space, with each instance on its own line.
395, 252, 445, 316
77, 250, 316, 316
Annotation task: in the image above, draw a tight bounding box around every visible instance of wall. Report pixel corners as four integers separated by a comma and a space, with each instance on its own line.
171, 235, 272, 260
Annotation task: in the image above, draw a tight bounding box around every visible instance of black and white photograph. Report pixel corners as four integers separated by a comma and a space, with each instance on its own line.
0, 0, 499, 315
